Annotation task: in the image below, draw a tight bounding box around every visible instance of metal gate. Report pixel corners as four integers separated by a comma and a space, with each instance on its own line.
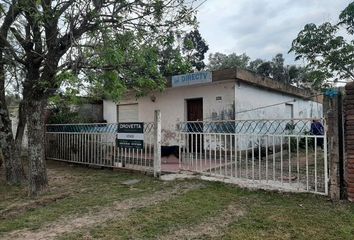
45, 119, 161, 176
178, 118, 328, 195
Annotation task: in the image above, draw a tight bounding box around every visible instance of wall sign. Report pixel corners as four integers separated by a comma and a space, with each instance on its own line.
117, 122, 144, 149
172, 71, 212, 87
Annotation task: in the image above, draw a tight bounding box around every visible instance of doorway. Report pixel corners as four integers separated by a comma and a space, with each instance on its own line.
186, 98, 203, 152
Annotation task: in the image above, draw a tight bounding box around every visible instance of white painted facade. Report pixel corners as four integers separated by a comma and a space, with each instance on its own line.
103, 76, 322, 146
104, 80, 236, 145
234, 81, 323, 120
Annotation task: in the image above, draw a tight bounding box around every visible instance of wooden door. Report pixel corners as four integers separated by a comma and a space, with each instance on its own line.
186, 98, 203, 153
187, 98, 203, 121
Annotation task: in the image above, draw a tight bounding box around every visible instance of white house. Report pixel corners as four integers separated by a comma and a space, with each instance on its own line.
103, 68, 323, 145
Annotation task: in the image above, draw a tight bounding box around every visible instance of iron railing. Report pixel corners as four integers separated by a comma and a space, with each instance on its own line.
45, 122, 157, 174
177, 118, 325, 135
178, 119, 328, 195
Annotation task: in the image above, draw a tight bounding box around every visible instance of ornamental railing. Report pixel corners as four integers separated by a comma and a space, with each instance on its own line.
177, 118, 325, 135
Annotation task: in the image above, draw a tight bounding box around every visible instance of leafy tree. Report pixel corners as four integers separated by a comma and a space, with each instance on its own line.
207, 52, 250, 71
290, 1, 354, 85
0, 0, 199, 196
47, 95, 99, 124
207, 51, 321, 89
77, 31, 167, 100
248, 58, 264, 72
256, 61, 273, 77
272, 53, 290, 83
158, 31, 194, 76
182, 29, 209, 70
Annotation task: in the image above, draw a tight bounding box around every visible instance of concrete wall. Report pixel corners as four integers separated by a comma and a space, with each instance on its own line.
103, 81, 236, 145
103, 100, 119, 123
234, 81, 323, 120
103, 80, 323, 147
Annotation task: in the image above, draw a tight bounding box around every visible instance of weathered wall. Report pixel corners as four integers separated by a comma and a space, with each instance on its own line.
103, 79, 323, 146
103, 81, 236, 145
345, 82, 354, 202
103, 100, 118, 123
235, 81, 323, 120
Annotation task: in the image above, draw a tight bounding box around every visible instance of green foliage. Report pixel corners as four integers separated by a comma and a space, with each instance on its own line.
290, 1, 354, 85
255, 61, 273, 77
2, 0, 203, 103
272, 53, 289, 83
207, 52, 250, 71
79, 31, 166, 101
47, 95, 97, 124
182, 29, 209, 70
74, 27, 208, 101
158, 29, 208, 76
208, 52, 320, 90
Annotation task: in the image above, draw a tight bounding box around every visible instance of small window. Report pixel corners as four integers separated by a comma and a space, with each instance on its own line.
117, 104, 139, 122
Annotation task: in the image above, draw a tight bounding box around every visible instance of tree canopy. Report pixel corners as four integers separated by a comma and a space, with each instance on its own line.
206, 52, 319, 90
0, 0, 204, 195
290, 1, 354, 84
207, 52, 250, 71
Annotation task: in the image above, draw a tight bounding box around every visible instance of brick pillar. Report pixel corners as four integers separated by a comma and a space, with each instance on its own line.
345, 82, 354, 201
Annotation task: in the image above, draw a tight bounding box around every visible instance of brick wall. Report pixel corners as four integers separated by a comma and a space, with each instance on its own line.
345, 82, 354, 201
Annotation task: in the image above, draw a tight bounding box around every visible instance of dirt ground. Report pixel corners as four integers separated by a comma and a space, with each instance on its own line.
1, 160, 354, 240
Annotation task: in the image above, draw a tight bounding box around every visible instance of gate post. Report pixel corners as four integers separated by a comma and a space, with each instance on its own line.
154, 110, 161, 177
324, 89, 344, 200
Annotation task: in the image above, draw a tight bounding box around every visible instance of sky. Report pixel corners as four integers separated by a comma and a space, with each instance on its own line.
196, 0, 352, 65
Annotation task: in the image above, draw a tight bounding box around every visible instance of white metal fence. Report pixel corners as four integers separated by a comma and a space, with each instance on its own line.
178, 119, 328, 195
46, 118, 161, 175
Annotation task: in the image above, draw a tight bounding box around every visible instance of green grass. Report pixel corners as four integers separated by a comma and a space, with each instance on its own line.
1, 160, 354, 240
61, 183, 249, 240
222, 192, 354, 240
60, 185, 354, 240
0, 161, 169, 235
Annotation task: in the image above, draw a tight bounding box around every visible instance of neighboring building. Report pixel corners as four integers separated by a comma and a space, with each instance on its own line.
69, 98, 104, 123
47, 98, 104, 124
103, 68, 323, 145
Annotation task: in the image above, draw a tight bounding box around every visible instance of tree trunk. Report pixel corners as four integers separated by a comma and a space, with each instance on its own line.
0, 102, 25, 184
0, 60, 25, 184
15, 99, 27, 151
27, 99, 48, 196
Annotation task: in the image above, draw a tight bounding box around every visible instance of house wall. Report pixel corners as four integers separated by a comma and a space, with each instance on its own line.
234, 81, 323, 120
103, 81, 236, 145
103, 80, 323, 147
103, 100, 118, 123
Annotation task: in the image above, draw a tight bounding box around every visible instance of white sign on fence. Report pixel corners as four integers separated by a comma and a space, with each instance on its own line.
172, 71, 212, 87
117, 122, 144, 149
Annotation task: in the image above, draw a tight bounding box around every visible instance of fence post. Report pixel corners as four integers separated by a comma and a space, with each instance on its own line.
324, 89, 343, 200
154, 110, 161, 177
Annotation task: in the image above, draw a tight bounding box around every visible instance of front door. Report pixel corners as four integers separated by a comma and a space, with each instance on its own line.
186, 98, 203, 152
